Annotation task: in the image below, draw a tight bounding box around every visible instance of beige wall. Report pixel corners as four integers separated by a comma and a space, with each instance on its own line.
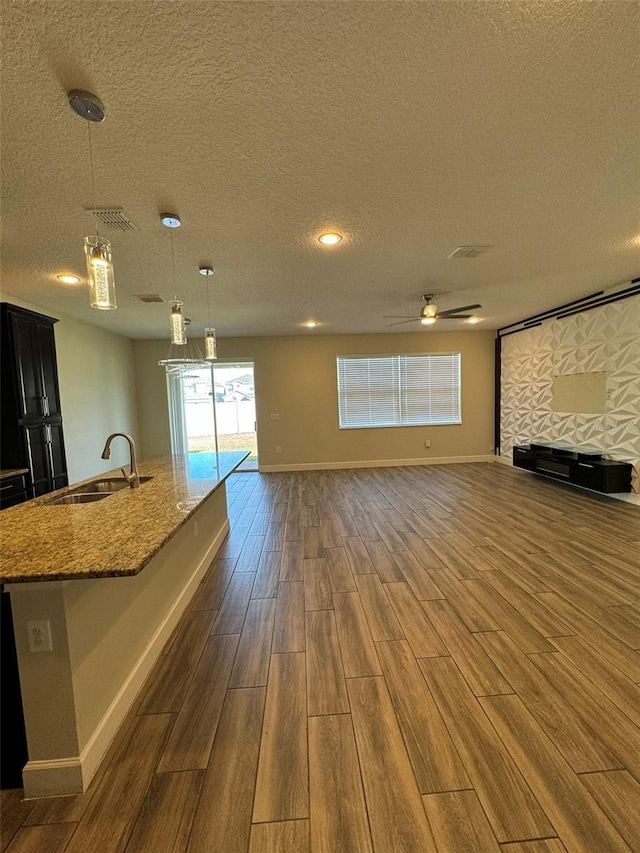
133, 340, 172, 459
55, 317, 139, 482
0, 295, 139, 483
134, 330, 496, 468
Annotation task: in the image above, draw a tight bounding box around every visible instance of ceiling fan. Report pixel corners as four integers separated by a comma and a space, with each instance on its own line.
385, 294, 482, 326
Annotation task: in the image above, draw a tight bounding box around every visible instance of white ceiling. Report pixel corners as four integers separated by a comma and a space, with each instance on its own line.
1, 0, 639, 339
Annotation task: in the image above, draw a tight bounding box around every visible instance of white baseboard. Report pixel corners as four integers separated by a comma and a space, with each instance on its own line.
22, 757, 84, 799
496, 453, 515, 467
21, 518, 229, 800
259, 454, 496, 473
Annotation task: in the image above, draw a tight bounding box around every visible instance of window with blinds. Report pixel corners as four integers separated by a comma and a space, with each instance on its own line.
336, 353, 461, 429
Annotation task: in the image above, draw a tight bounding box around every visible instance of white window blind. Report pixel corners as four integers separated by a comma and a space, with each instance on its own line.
336, 353, 461, 429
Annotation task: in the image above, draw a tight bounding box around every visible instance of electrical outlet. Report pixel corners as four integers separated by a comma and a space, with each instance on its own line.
270, 413, 280, 420
424, 440, 431, 448
27, 620, 52, 653
276, 446, 282, 453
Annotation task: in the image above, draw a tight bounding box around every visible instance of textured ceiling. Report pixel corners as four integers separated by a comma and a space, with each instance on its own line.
1, 0, 639, 339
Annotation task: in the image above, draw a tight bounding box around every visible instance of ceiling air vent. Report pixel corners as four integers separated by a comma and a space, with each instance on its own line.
135, 294, 165, 303
86, 208, 138, 232
448, 245, 493, 259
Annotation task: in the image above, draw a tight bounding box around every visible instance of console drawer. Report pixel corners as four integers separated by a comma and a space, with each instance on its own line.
572, 460, 632, 493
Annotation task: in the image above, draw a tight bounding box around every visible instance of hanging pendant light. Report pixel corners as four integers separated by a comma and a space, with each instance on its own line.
170, 301, 187, 345
68, 90, 117, 310
162, 214, 187, 344
204, 328, 217, 360
199, 265, 217, 361
158, 214, 208, 374
84, 235, 116, 310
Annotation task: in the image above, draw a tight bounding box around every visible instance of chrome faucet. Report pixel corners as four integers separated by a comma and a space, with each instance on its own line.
101, 433, 141, 489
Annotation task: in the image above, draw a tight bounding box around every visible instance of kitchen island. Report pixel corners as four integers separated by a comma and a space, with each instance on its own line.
0, 450, 248, 797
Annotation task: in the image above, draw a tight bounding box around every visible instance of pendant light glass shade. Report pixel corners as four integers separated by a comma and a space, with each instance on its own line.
84, 235, 117, 309
170, 301, 187, 345
204, 327, 217, 360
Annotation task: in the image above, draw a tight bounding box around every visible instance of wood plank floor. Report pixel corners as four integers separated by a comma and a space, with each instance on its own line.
2, 463, 640, 852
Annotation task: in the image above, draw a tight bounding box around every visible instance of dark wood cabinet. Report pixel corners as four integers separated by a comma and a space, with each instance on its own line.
0, 587, 28, 789
22, 422, 67, 496
10, 311, 61, 419
0, 470, 31, 790
0, 472, 30, 509
1, 303, 68, 497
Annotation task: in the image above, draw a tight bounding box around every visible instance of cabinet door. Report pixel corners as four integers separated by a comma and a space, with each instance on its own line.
23, 424, 51, 496
11, 313, 44, 418
23, 423, 68, 496
48, 422, 68, 492
0, 590, 29, 788
37, 322, 62, 417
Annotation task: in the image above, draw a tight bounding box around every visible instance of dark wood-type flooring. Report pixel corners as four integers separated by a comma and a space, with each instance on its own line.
2, 463, 640, 852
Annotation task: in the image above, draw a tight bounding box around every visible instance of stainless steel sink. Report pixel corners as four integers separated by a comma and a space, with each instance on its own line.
72, 476, 153, 494
44, 476, 153, 505
45, 493, 112, 506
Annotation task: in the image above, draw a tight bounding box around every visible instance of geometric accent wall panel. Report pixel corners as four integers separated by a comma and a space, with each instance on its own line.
501, 294, 640, 492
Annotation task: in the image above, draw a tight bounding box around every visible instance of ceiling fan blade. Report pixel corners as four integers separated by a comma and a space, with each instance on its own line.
436, 314, 473, 319
382, 315, 418, 319
436, 303, 481, 317
385, 318, 419, 327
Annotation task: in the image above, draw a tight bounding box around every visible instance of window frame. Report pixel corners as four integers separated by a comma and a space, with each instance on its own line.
336, 352, 462, 430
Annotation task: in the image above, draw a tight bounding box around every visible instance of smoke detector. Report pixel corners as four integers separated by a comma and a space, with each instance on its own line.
160, 213, 181, 228
68, 90, 105, 122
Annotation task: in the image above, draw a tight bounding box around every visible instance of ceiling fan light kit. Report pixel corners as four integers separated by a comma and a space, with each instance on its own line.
422, 296, 438, 318
384, 294, 482, 327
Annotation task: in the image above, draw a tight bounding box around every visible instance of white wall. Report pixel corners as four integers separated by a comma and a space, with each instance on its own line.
0, 295, 139, 482
500, 293, 640, 492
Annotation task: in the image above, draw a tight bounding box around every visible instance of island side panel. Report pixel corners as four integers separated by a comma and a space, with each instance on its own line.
7, 483, 229, 798
7, 583, 82, 796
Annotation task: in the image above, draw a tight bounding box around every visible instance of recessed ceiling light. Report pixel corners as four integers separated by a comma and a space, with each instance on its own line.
318, 232, 342, 246
304, 320, 319, 328
466, 315, 482, 324
56, 274, 81, 284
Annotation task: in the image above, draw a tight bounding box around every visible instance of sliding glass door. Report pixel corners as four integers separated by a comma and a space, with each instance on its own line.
166, 362, 258, 469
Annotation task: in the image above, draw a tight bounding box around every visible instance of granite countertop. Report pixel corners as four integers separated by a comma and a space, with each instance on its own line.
0, 451, 248, 584
0, 468, 29, 480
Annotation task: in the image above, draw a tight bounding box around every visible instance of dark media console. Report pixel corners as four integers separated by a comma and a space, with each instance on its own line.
513, 443, 632, 494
